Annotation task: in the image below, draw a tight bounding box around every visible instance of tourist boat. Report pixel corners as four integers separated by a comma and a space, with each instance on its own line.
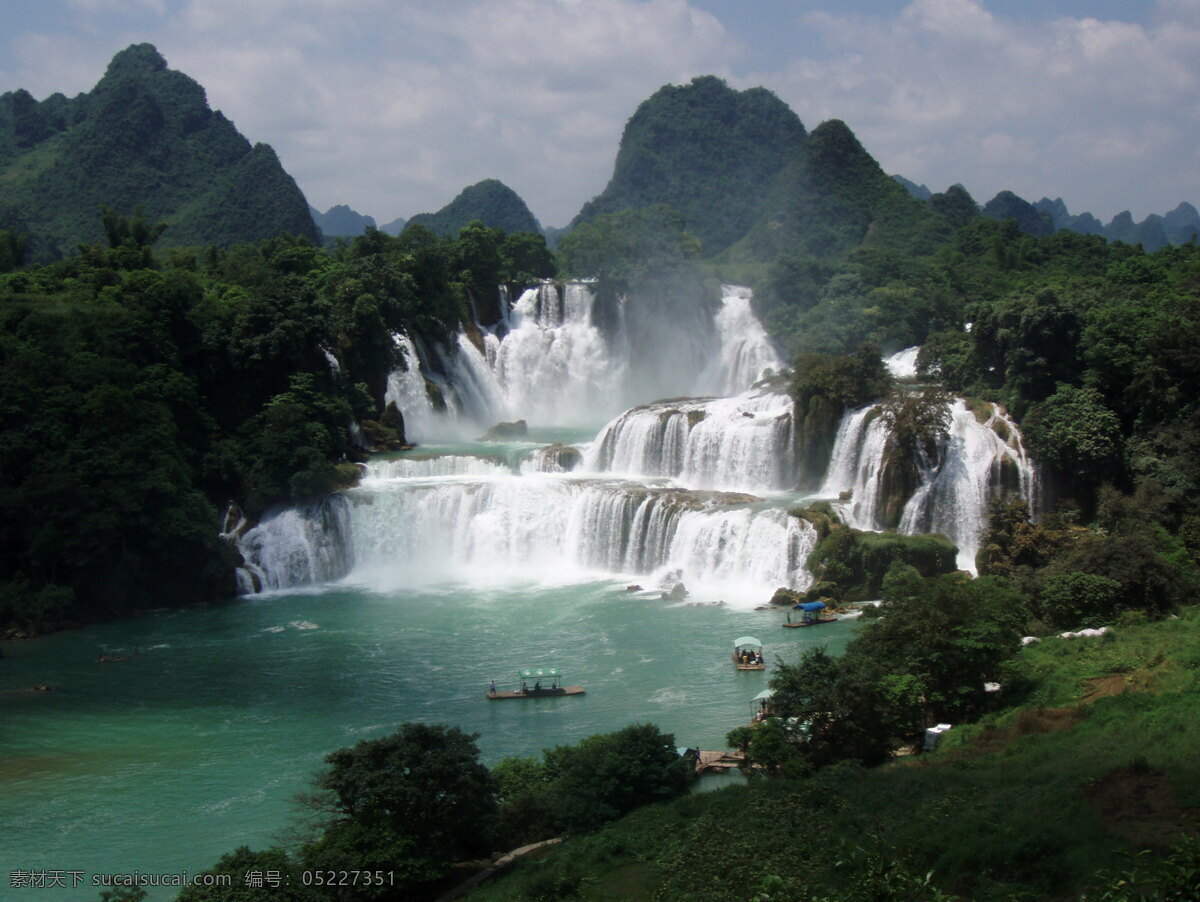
732, 637, 765, 670
783, 600, 838, 628
750, 688, 775, 722
486, 667, 585, 700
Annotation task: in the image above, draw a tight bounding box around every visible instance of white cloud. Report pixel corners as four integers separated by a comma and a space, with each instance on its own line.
1, 0, 1196, 228
155, 0, 738, 225
744, 0, 1200, 221
68, 0, 166, 14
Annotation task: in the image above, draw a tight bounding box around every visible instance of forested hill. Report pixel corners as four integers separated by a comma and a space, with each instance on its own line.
729, 117, 954, 262
569, 75, 807, 255
407, 179, 542, 237
567, 76, 961, 262
0, 43, 318, 262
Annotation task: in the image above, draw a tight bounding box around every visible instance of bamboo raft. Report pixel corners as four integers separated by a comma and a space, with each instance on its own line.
487, 667, 583, 700
733, 655, 765, 670
487, 686, 585, 700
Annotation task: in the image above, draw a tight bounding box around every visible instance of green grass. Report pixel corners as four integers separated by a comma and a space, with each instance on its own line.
467, 608, 1200, 900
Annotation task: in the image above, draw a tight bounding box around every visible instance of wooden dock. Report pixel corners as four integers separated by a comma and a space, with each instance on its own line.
486, 686, 585, 700
694, 749, 747, 774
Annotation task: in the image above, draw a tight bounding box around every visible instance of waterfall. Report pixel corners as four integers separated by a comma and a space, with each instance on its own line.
819, 405, 890, 530
363, 454, 511, 480
236, 496, 354, 592
383, 282, 779, 435
234, 278, 1038, 606
822, 398, 1035, 573
485, 282, 622, 426
587, 386, 797, 493
383, 334, 451, 443
700, 285, 783, 395
884, 346, 920, 380
238, 472, 818, 602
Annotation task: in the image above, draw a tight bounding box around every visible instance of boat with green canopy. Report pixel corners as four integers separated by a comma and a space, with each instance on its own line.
732, 637, 765, 670
486, 667, 585, 700
751, 688, 775, 721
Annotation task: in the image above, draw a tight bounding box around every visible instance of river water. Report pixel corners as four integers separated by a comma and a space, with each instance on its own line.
1, 578, 854, 898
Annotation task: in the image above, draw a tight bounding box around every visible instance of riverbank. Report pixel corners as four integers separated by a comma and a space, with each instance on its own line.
465, 606, 1200, 900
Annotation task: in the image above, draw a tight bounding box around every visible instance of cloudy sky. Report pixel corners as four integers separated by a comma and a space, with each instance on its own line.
1, 0, 1197, 228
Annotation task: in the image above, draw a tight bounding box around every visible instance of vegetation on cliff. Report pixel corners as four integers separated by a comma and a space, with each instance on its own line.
465, 606, 1200, 902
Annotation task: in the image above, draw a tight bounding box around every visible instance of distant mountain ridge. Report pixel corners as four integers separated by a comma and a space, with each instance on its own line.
1035, 198, 1198, 251
0, 44, 317, 261
895, 169, 1197, 252
407, 179, 540, 236
311, 204, 376, 238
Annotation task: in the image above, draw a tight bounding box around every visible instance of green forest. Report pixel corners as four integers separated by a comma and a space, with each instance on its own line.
0, 217, 554, 634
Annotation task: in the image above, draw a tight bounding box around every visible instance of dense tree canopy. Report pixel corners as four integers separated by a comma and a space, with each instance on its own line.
0, 220, 556, 633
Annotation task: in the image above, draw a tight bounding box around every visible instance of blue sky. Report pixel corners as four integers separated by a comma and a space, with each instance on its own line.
1, 1, 1196, 228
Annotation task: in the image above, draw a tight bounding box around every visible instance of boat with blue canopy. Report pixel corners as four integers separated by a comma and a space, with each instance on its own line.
784, 600, 838, 628
486, 667, 585, 699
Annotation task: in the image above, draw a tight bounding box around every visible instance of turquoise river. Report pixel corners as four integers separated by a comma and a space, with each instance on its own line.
0, 577, 856, 899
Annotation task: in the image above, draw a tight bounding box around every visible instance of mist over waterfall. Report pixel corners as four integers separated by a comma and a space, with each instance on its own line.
386, 282, 783, 442
820, 398, 1036, 573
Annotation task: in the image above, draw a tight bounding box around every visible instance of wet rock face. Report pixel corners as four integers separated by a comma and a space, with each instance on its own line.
480, 419, 528, 441
539, 443, 583, 472
769, 587, 804, 606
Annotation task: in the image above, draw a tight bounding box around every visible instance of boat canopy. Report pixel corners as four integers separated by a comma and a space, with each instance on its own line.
794, 601, 826, 612
733, 636, 763, 649
519, 667, 560, 679
753, 689, 775, 701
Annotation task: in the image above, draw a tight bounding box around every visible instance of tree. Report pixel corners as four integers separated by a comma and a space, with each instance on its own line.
490, 755, 559, 847
543, 723, 691, 833
852, 573, 1027, 720
311, 723, 495, 859
1038, 571, 1123, 630
768, 647, 901, 768
1023, 384, 1123, 489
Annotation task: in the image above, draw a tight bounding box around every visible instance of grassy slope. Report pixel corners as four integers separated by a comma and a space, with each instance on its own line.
468, 608, 1200, 900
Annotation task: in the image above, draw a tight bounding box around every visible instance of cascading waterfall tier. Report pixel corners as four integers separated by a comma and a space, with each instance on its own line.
234, 469, 817, 603
586, 386, 797, 494
701, 285, 783, 396
821, 398, 1036, 573
385, 283, 782, 442
236, 496, 354, 593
